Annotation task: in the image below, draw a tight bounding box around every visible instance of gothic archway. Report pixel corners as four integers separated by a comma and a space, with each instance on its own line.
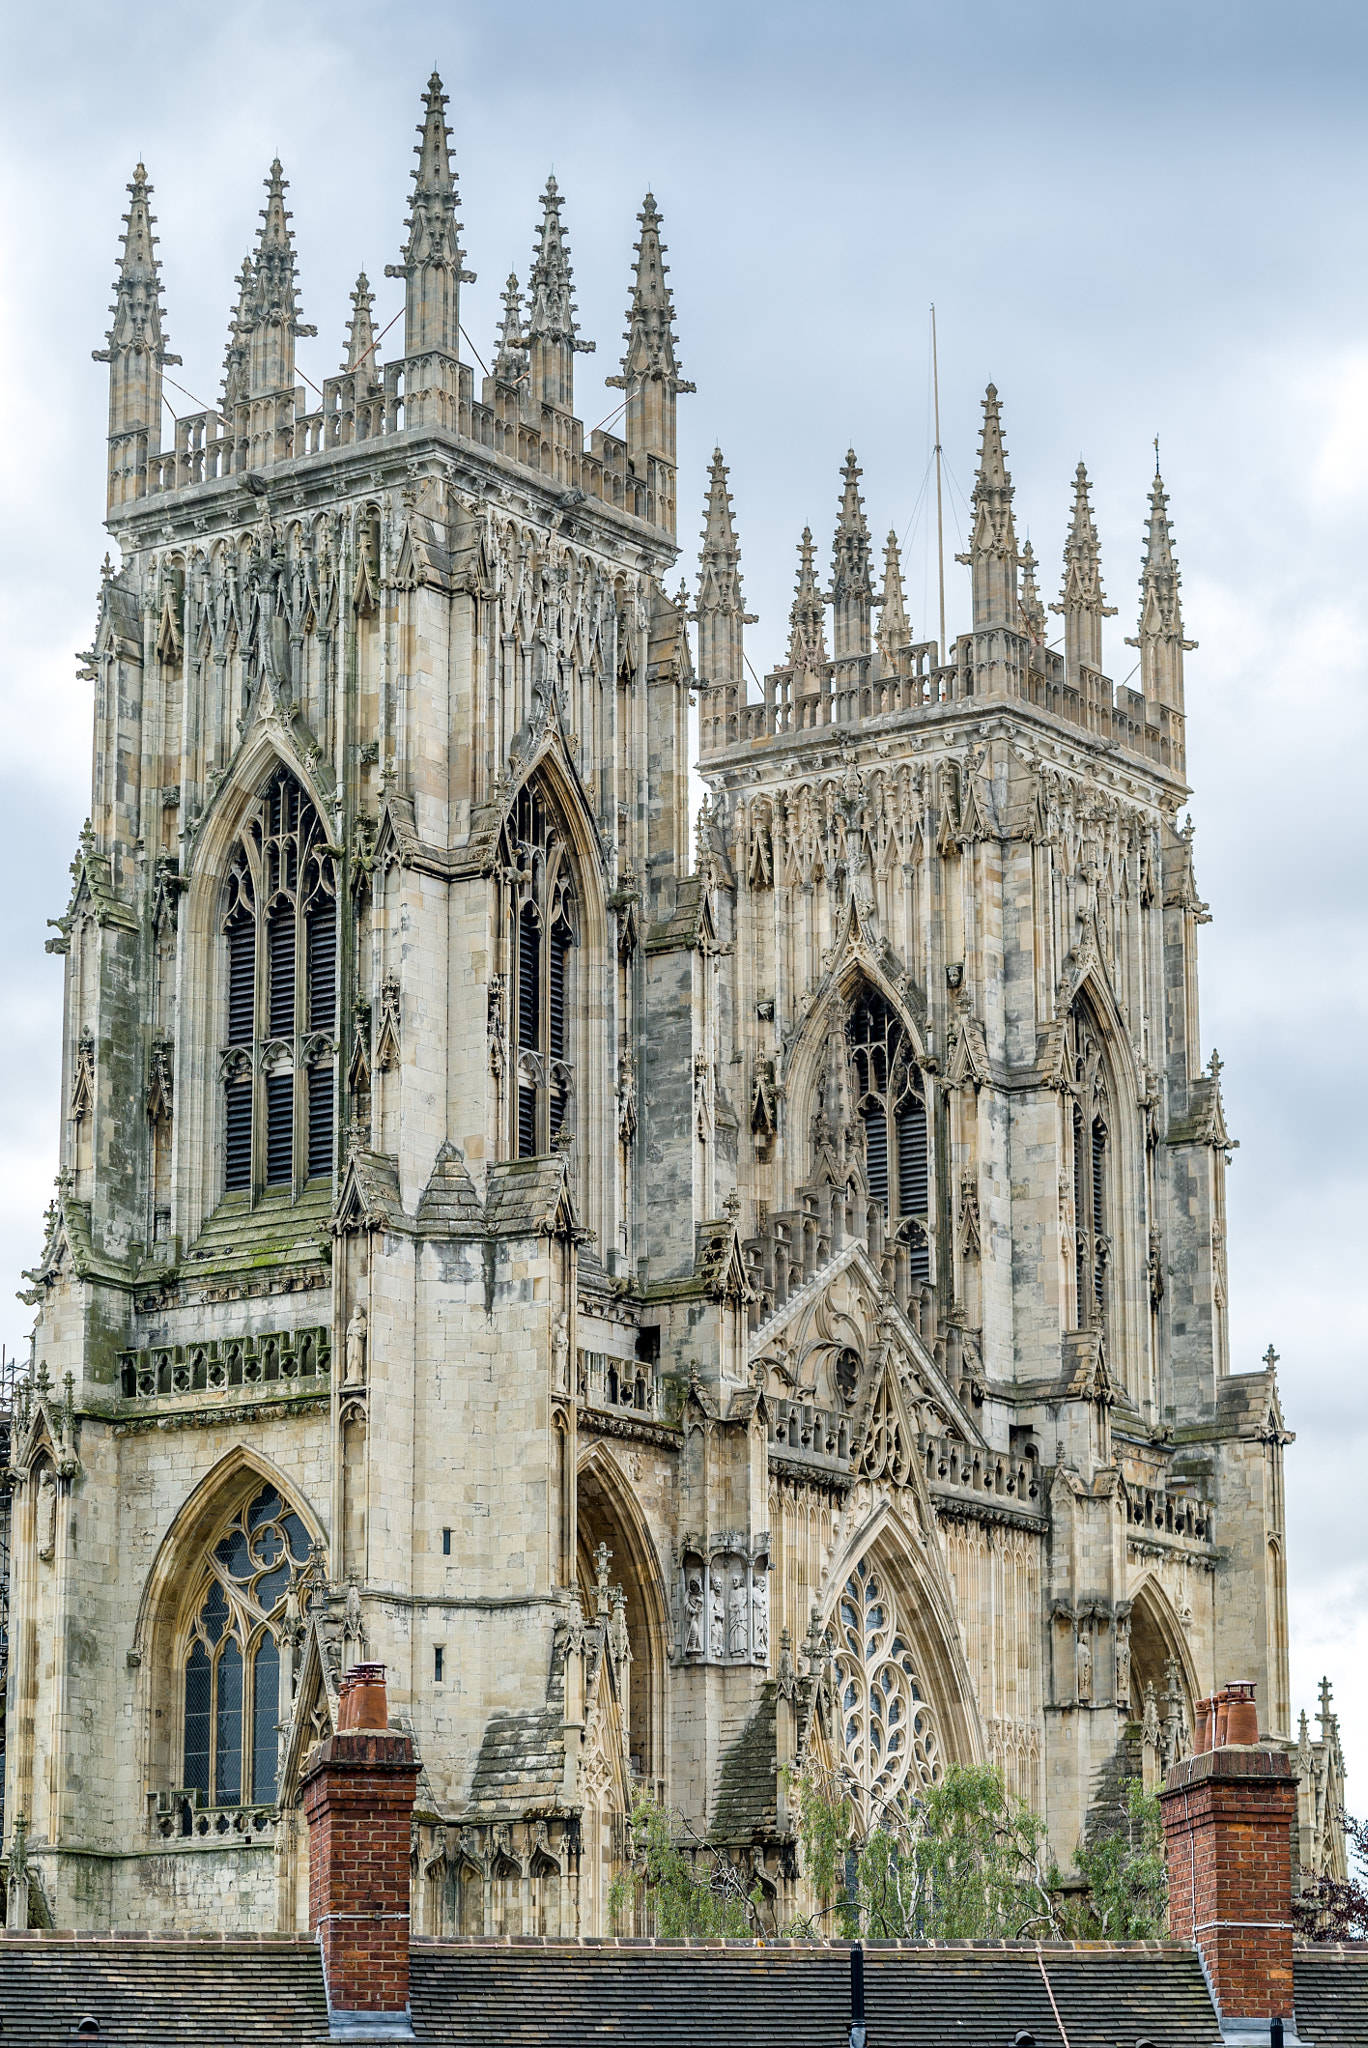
575, 1445, 668, 1787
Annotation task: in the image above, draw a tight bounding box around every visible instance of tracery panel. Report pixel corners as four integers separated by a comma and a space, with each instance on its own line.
834, 1553, 942, 1829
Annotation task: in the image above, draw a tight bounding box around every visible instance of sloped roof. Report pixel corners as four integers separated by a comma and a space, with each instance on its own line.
463, 1704, 566, 1815
710, 1686, 780, 1843
0, 1934, 327, 2045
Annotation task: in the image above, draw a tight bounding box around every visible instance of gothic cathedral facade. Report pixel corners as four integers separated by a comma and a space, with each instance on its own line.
9, 75, 1292, 1934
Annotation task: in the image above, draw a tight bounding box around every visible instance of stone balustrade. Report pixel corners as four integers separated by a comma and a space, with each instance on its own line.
118, 1324, 330, 1402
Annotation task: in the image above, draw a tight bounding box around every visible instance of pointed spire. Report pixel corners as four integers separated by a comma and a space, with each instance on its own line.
693, 450, 757, 756
526, 176, 594, 415
829, 450, 873, 662
605, 193, 694, 498
492, 272, 528, 384
1124, 455, 1196, 711
92, 163, 180, 513
957, 384, 1018, 632
877, 530, 910, 667
788, 528, 829, 674
386, 69, 471, 382
221, 256, 254, 412
1019, 539, 1046, 645
245, 160, 315, 405
1050, 461, 1116, 679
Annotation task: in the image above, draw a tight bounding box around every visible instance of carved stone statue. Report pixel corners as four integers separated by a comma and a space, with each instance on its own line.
1115, 1619, 1131, 1709
344, 1572, 364, 1643
36, 1466, 58, 1563
1142, 1680, 1161, 1747
344, 1305, 368, 1387
684, 1573, 704, 1656
708, 1570, 725, 1660
1076, 1628, 1092, 1703
727, 1570, 748, 1658
751, 1574, 769, 1660
552, 1311, 570, 1393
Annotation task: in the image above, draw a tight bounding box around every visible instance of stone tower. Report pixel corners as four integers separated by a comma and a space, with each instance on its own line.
9, 83, 1291, 1936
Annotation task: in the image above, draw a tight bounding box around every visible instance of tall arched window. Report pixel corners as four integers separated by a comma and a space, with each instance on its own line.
1067, 1000, 1111, 1326
220, 768, 337, 1196
847, 992, 930, 1284
834, 1554, 942, 1830
501, 785, 577, 1159
181, 1483, 311, 1808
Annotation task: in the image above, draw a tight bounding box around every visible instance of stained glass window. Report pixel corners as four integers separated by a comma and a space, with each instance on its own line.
180, 1484, 311, 1806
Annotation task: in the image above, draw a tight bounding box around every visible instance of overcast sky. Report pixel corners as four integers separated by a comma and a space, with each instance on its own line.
2, 0, 1366, 1785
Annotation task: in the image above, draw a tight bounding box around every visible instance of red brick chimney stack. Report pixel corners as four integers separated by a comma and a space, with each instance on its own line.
1160, 1679, 1304, 2045
301, 1663, 420, 2037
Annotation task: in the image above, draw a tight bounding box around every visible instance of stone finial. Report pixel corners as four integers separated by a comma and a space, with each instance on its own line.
1124, 458, 1196, 711
92, 162, 182, 514
788, 526, 828, 675
241, 160, 316, 410
492, 271, 528, 384
342, 271, 380, 386
957, 383, 1018, 632
1019, 538, 1046, 644
877, 529, 910, 666
1050, 460, 1116, 680
524, 175, 593, 416
829, 450, 873, 661
386, 70, 472, 392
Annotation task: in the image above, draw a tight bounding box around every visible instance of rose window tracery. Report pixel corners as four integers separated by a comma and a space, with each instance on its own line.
835, 1555, 942, 1826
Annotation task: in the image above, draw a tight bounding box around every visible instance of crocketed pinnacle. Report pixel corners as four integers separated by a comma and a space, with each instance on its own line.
614, 192, 691, 393
249, 160, 314, 338
958, 383, 1018, 630
1019, 539, 1046, 643
788, 526, 829, 671
527, 176, 592, 351
492, 272, 527, 382
94, 162, 179, 366
392, 71, 467, 282
1052, 462, 1116, 622
877, 529, 910, 662
696, 448, 744, 616
220, 256, 254, 411
1124, 460, 1195, 703
343, 272, 379, 385
830, 449, 873, 603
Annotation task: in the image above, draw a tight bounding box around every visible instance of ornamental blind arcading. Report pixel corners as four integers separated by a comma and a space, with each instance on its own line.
220, 768, 337, 1196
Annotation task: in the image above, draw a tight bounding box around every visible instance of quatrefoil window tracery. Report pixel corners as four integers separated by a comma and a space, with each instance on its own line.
835, 1555, 942, 1828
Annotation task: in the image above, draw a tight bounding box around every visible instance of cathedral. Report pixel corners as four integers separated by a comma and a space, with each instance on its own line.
8, 72, 1301, 1936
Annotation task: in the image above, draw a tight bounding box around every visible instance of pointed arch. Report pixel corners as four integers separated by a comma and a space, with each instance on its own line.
784, 950, 928, 1164
820, 1500, 984, 1815
134, 1447, 325, 1816
1126, 1571, 1200, 1720
174, 735, 339, 1246
575, 1441, 669, 1782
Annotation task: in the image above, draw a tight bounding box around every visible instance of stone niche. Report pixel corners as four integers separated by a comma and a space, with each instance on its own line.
677, 1534, 770, 1667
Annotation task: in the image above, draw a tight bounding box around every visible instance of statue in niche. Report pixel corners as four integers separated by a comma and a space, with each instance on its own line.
344, 1571, 364, 1643
708, 1570, 725, 1660
1076, 1628, 1092, 1703
727, 1571, 748, 1658
1142, 1681, 1161, 1748
751, 1574, 769, 1661
1115, 1619, 1131, 1710
36, 1466, 58, 1563
344, 1304, 368, 1387
684, 1573, 704, 1656
552, 1312, 569, 1394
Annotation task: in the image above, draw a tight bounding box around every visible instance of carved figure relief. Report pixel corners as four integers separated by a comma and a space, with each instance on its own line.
344, 1305, 368, 1386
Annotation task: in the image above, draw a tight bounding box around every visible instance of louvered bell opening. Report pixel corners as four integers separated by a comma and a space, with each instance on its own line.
268, 914, 295, 1039
227, 921, 255, 1047
224, 1081, 252, 1191
265, 1072, 294, 1185
517, 1084, 537, 1160
863, 1105, 889, 1215
517, 907, 540, 1051
1091, 1119, 1106, 1233
307, 911, 336, 1032
1073, 1103, 1087, 1308
549, 1077, 566, 1145
896, 1093, 930, 1281
548, 931, 569, 1063
307, 1067, 334, 1179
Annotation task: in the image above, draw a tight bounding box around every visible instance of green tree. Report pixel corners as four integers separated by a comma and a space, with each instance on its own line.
1058, 1782, 1168, 1938
609, 1796, 763, 1938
